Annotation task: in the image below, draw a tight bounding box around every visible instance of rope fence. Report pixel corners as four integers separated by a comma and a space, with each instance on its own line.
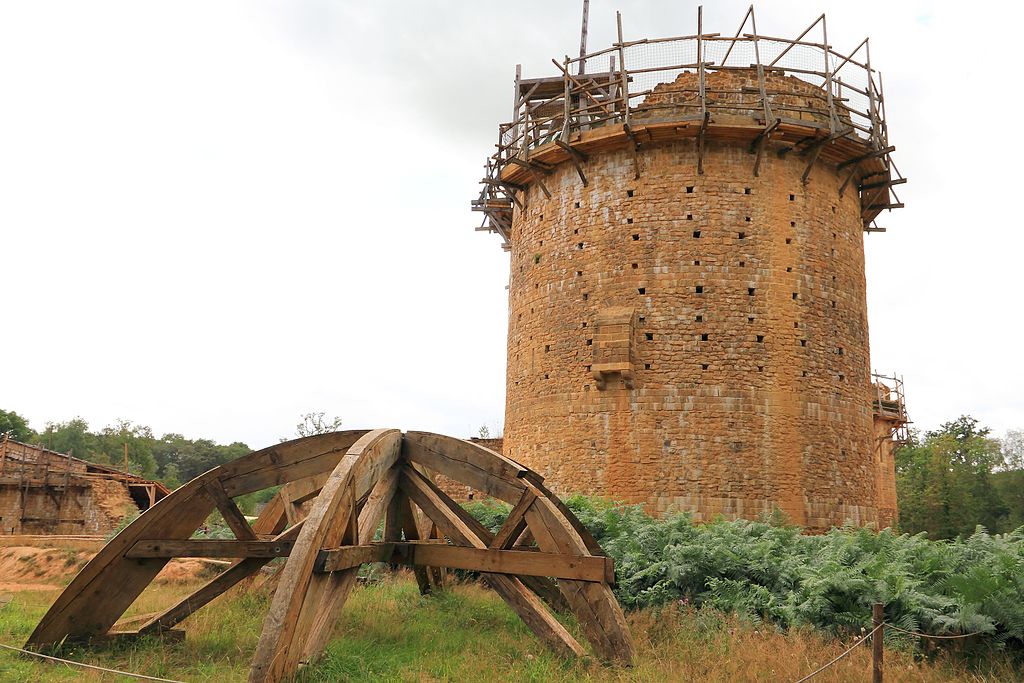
0, 641, 185, 682
792, 603, 989, 683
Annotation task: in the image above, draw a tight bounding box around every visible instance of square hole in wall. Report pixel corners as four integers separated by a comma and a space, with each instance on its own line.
837, 347, 844, 356
544, 344, 550, 352
694, 260, 701, 266
638, 315, 645, 323
748, 287, 755, 296
632, 263, 638, 269
586, 338, 593, 345
756, 335, 765, 343
739, 261, 746, 267
831, 300, 837, 308
638, 287, 646, 295
574, 201, 581, 208
786, 238, 793, 244
693, 230, 701, 238
544, 373, 549, 379
786, 266, 792, 272
645, 332, 654, 341
695, 314, 703, 322
577, 242, 584, 250
644, 363, 652, 370
802, 370, 808, 377
745, 216, 751, 222
582, 322, 588, 328
758, 365, 764, 372
792, 292, 799, 300
701, 333, 709, 341
574, 228, 579, 234
583, 293, 589, 301
745, 187, 752, 195
627, 217, 633, 224
794, 322, 799, 328
627, 189, 634, 197
687, 213, 693, 220
789, 194, 795, 201
838, 373, 845, 381
632, 234, 640, 241
739, 232, 746, 240
790, 221, 796, 227
800, 339, 807, 347
695, 285, 704, 294
701, 363, 709, 370
687, 186, 695, 193
576, 270, 583, 276
748, 316, 754, 323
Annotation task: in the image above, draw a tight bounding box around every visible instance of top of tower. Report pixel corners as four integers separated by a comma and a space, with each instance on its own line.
471, 6, 905, 249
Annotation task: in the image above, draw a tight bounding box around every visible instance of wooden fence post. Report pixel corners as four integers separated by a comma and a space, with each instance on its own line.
872, 602, 884, 683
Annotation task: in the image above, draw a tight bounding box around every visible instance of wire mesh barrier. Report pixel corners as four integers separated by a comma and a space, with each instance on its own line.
472, 7, 906, 247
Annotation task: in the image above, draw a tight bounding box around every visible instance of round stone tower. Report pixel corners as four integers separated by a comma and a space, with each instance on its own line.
473, 10, 904, 530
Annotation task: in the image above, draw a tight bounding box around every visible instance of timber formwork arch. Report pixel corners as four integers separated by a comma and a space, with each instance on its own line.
28, 429, 634, 682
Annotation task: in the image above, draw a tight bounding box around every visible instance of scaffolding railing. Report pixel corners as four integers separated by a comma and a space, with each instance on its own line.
474, 7, 905, 245
872, 372, 910, 445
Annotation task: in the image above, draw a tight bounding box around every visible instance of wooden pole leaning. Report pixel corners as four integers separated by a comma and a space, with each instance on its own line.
27, 430, 635, 682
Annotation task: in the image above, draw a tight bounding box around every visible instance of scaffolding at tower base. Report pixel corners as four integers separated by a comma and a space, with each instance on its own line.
473, 6, 905, 249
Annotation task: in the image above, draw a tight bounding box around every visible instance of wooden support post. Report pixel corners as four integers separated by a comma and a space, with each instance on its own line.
615, 12, 629, 126
204, 480, 257, 541
554, 140, 588, 186
872, 603, 884, 683
751, 118, 780, 177
0, 432, 8, 476
622, 123, 641, 180
123, 442, 129, 473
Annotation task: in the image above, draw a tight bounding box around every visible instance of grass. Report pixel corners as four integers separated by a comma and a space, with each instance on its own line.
0, 573, 1019, 682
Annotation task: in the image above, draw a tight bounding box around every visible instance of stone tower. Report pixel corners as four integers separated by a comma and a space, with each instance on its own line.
473, 9, 905, 531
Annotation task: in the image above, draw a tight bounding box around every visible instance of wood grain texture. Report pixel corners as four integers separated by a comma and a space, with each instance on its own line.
248, 429, 402, 683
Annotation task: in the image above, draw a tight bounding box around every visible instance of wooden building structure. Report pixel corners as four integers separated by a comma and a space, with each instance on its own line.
0, 436, 169, 535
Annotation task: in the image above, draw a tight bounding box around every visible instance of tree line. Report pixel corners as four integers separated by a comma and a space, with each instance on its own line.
2, 407, 1021, 539
0, 409, 342, 489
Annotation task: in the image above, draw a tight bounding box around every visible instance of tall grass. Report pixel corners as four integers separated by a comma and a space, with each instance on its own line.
0, 576, 1019, 682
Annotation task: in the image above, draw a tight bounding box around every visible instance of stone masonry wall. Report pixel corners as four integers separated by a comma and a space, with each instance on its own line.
503, 101, 879, 530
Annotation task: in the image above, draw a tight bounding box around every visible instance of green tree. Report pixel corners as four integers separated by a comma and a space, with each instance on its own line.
0, 409, 35, 442
994, 429, 1024, 530
289, 412, 343, 440
94, 419, 158, 478
896, 416, 1008, 538
36, 417, 97, 459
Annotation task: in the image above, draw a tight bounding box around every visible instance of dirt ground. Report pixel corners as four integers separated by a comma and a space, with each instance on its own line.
0, 546, 222, 590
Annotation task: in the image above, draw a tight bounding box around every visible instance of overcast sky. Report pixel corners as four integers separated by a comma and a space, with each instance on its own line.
1, 1, 1020, 448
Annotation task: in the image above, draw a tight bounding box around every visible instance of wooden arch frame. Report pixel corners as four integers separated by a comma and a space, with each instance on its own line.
28, 429, 635, 682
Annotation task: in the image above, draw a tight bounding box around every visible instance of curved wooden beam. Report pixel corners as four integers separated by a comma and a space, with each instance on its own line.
27, 430, 368, 647
248, 429, 402, 683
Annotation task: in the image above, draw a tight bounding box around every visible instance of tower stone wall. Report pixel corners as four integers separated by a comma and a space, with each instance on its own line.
501, 70, 883, 530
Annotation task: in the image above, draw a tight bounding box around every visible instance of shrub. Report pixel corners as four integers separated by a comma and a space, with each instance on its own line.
465, 495, 1024, 652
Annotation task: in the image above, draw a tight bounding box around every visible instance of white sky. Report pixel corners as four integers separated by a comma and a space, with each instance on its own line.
1, 1, 1021, 448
